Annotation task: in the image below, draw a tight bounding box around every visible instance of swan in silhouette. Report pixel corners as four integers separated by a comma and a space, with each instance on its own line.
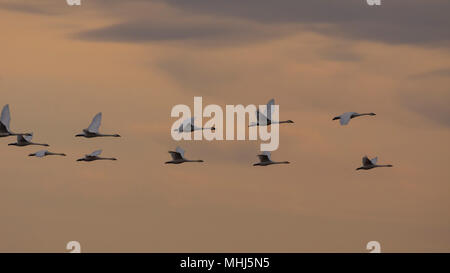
76, 149, 117, 162
332, 112, 376, 126
8, 133, 49, 147
249, 99, 294, 127
165, 146, 204, 164
75, 113, 120, 138
253, 151, 290, 166
174, 117, 215, 133
0, 104, 31, 138
356, 156, 393, 170
29, 150, 66, 158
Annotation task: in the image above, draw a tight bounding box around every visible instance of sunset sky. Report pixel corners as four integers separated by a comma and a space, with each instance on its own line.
0, 0, 449, 252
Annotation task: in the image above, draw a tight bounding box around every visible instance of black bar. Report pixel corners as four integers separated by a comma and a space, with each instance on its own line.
1, 253, 448, 272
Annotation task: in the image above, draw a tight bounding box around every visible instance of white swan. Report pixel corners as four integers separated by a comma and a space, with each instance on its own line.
76, 149, 117, 162
253, 151, 290, 166
8, 133, 49, 147
356, 156, 393, 170
165, 146, 204, 164
29, 150, 66, 158
0, 104, 31, 138
249, 99, 294, 127
75, 113, 120, 138
173, 117, 215, 133
333, 112, 376, 126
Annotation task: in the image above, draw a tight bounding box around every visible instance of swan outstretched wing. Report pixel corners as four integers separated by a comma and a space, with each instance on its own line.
258, 151, 272, 163
169, 147, 185, 161
89, 149, 102, 157
371, 157, 378, 165
176, 146, 185, 159
339, 112, 354, 125
179, 117, 195, 132
87, 113, 102, 133
265, 99, 275, 121
0, 104, 11, 131
256, 110, 269, 125
362, 156, 373, 166
17, 134, 32, 144
168, 152, 182, 161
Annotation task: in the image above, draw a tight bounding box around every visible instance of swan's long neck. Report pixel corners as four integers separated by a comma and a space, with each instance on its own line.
274, 161, 290, 165
375, 164, 393, 168
272, 120, 293, 124
98, 157, 117, 161
10, 132, 32, 136
356, 113, 374, 117
48, 152, 66, 156
186, 159, 203, 163
98, 133, 120, 137
31, 142, 49, 147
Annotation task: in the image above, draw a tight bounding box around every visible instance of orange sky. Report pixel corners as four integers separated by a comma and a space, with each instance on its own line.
0, 0, 449, 252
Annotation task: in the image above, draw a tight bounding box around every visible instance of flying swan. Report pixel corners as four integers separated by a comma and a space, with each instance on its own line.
253, 151, 290, 166
249, 99, 294, 127
75, 113, 120, 138
0, 104, 31, 138
165, 146, 204, 164
332, 112, 376, 126
76, 149, 117, 162
356, 156, 393, 170
8, 133, 49, 147
173, 117, 215, 133
29, 150, 66, 158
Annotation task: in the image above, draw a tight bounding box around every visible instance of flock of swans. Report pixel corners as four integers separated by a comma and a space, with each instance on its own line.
166, 99, 392, 170
1, 100, 393, 170
0, 105, 119, 162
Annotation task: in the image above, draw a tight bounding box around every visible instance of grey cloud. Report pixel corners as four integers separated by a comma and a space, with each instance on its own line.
0, 0, 67, 15
74, 17, 289, 46
6, 0, 449, 46
160, 0, 450, 45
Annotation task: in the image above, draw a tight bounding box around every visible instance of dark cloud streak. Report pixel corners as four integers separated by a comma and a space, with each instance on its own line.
160, 0, 450, 45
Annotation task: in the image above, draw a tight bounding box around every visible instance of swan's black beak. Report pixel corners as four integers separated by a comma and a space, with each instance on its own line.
332, 117, 339, 120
